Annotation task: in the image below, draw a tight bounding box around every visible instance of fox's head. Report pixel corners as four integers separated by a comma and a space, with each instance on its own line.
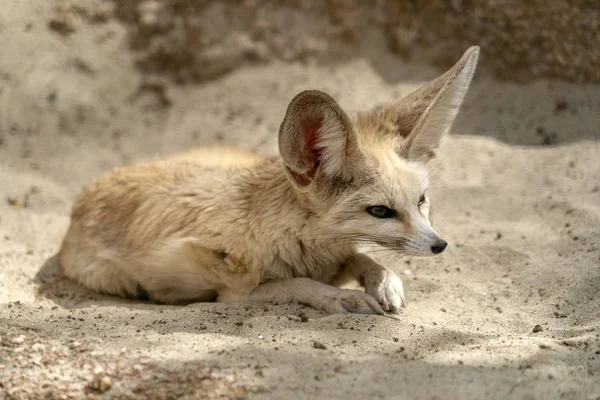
278, 47, 479, 257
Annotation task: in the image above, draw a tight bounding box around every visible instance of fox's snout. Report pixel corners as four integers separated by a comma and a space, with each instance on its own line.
431, 240, 448, 254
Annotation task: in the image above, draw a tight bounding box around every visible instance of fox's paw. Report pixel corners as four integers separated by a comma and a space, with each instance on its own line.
364, 268, 405, 314
322, 289, 384, 315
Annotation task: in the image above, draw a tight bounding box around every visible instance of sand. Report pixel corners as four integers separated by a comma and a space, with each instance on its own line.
1, 1, 599, 399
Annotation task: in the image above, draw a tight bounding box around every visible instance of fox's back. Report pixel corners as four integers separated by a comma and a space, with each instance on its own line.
166, 145, 264, 168
62, 146, 261, 254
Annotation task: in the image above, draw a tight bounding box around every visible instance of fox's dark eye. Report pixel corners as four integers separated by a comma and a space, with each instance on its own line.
418, 194, 426, 207
366, 205, 396, 219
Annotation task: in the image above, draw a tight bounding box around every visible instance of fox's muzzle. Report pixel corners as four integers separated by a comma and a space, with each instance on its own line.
430, 240, 448, 254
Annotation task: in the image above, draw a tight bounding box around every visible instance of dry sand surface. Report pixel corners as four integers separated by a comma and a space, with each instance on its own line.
1, 1, 600, 399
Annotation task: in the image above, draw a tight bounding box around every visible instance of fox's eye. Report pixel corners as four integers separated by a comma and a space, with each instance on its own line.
366, 205, 396, 219
418, 194, 426, 207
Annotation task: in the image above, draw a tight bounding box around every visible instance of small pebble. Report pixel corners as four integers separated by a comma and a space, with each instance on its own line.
99, 376, 112, 392
11, 335, 25, 344
313, 341, 327, 350
93, 366, 104, 375
31, 343, 46, 352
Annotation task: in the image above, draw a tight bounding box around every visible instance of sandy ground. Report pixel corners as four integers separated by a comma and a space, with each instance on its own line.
1, 2, 600, 399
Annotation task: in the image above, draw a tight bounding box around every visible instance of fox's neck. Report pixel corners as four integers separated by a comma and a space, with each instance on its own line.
234, 157, 353, 275
237, 157, 312, 233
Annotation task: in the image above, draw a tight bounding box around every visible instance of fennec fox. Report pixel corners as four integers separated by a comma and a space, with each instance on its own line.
59, 47, 479, 315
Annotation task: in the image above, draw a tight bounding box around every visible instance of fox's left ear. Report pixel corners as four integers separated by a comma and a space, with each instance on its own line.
278, 90, 364, 188
390, 46, 479, 162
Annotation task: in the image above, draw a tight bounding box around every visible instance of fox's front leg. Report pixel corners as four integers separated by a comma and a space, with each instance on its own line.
218, 277, 384, 315
343, 253, 406, 314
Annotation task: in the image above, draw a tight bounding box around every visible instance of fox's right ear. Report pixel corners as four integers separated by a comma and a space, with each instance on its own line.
278, 90, 364, 188
384, 46, 479, 162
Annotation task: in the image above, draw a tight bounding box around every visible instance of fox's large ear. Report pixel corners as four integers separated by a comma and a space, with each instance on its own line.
278, 90, 363, 187
387, 46, 479, 162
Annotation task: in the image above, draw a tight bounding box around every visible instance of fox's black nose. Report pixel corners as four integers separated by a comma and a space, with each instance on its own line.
431, 241, 448, 254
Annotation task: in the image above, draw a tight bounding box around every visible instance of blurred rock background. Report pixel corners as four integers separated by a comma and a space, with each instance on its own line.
50, 0, 600, 84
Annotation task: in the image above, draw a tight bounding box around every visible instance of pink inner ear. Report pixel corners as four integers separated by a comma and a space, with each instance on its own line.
302, 120, 323, 176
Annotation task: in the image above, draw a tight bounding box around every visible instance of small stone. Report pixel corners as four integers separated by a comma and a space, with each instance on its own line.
99, 376, 112, 392
313, 341, 327, 350
532, 324, 543, 333
31, 343, 46, 352
11, 335, 25, 344
555, 99, 568, 112
91, 2, 115, 23
7, 198, 25, 209
93, 365, 104, 375
298, 312, 309, 322
48, 16, 76, 36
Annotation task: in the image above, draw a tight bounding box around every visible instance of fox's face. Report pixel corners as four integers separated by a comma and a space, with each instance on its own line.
277, 47, 479, 257
321, 149, 446, 257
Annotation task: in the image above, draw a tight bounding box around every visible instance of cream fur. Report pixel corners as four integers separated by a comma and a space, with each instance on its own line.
59, 47, 479, 314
